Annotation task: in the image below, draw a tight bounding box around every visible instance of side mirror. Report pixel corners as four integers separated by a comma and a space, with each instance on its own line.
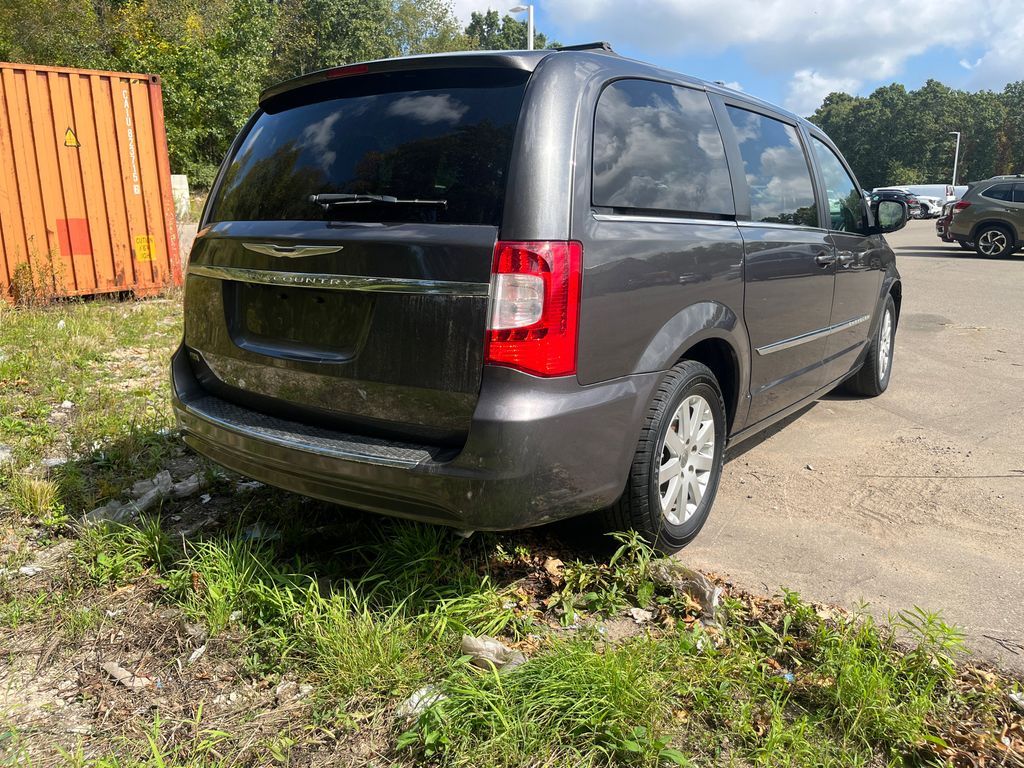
872, 199, 908, 233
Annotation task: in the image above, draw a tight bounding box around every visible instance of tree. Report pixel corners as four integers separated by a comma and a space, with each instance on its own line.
810, 80, 1019, 189
464, 9, 555, 50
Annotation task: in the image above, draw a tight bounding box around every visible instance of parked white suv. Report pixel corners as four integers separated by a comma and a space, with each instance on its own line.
873, 185, 953, 218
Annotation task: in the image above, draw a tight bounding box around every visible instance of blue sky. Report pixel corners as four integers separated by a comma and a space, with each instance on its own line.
451, 0, 1024, 115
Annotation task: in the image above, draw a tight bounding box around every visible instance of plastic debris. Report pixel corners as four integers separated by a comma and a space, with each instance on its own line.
1010, 691, 1024, 714
101, 661, 153, 690
200, 493, 212, 504
18, 565, 42, 577
0, 444, 12, 464
242, 522, 282, 542
234, 480, 263, 493
171, 473, 204, 499
461, 634, 527, 672
60, 400, 74, 409
648, 559, 722, 620
628, 607, 654, 624
41, 456, 66, 468
805, 464, 814, 471
56, 319, 66, 330
186, 645, 206, 665
82, 469, 208, 527
397, 685, 447, 718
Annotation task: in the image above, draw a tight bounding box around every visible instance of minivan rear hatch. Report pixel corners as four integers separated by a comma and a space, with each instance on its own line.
183, 65, 532, 446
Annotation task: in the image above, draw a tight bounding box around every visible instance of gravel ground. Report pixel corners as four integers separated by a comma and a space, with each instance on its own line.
685, 218, 1024, 673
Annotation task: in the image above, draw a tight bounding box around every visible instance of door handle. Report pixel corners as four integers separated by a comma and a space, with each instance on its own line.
836, 251, 856, 266
814, 251, 836, 266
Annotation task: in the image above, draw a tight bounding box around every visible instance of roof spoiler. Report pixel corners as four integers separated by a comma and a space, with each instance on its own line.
554, 41, 616, 54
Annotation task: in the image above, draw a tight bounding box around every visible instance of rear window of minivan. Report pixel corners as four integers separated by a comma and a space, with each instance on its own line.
208, 68, 531, 226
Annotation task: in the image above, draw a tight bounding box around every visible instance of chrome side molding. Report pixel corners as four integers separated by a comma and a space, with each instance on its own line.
756, 314, 870, 356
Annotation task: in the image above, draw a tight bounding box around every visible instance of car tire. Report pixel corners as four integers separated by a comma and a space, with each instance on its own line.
974, 225, 1015, 258
603, 360, 726, 554
844, 293, 896, 397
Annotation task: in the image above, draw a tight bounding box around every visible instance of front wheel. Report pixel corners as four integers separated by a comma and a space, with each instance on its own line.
844, 294, 896, 397
604, 360, 726, 554
974, 225, 1014, 258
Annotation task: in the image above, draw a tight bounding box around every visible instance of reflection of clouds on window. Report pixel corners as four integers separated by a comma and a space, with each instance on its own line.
593, 80, 733, 215
726, 106, 817, 226
386, 94, 469, 124
300, 111, 342, 168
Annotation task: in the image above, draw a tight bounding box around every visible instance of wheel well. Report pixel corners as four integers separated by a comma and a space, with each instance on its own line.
971, 220, 1018, 244
680, 338, 739, 433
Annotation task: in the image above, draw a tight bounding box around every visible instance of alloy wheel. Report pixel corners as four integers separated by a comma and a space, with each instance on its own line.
658, 395, 716, 525
878, 308, 893, 381
977, 229, 1008, 257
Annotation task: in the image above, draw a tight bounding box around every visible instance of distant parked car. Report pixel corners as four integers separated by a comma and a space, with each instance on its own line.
936, 201, 971, 248
874, 185, 949, 218
872, 190, 922, 218
947, 174, 1024, 257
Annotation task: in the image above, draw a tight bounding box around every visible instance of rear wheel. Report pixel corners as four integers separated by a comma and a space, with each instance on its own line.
604, 360, 726, 554
844, 294, 896, 397
974, 225, 1014, 258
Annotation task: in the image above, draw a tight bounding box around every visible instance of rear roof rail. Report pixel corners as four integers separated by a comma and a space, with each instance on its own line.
554, 41, 616, 53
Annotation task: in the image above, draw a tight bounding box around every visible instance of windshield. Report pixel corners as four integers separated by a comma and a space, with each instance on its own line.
208, 68, 530, 225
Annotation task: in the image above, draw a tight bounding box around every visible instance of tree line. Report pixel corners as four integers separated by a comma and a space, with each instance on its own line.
0, 1, 551, 187
810, 79, 1023, 191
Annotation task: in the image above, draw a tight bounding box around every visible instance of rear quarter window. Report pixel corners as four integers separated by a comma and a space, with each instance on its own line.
592, 79, 734, 216
981, 184, 1014, 201
208, 68, 530, 225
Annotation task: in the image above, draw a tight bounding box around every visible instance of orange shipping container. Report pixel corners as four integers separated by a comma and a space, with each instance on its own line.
0, 62, 181, 301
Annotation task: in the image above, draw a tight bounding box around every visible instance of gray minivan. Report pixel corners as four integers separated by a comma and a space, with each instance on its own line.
172, 45, 907, 553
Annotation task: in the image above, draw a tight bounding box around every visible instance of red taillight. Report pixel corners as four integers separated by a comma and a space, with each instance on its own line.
326, 64, 369, 79
953, 200, 971, 214
485, 240, 582, 377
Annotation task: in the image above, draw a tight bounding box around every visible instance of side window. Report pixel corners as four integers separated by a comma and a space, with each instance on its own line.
810, 137, 867, 234
725, 106, 818, 227
982, 184, 1013, 201
1012, 185, 1024, 203
593, 80, 734, 216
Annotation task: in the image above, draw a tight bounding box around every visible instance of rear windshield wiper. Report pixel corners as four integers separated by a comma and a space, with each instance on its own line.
309, 193, 447, 210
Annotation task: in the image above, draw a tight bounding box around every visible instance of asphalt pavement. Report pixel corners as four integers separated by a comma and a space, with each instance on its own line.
685, 218, 1024, 673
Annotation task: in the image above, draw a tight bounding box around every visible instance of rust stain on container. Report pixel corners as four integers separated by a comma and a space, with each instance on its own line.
0, 61, 181, 301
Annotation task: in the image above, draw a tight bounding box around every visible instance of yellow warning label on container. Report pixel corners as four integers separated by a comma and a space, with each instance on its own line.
134, 235, 155, 262
64, 127, 80, 148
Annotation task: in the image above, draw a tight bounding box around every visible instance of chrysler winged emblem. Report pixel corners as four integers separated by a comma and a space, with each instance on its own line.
242, 243, 343, 258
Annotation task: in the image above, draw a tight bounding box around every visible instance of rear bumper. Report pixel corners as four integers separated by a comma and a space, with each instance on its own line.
171, 345, 659, 530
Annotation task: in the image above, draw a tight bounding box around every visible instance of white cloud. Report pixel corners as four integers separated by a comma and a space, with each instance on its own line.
387, 94, 469, 124
964, 13, 1024, 89
959, 58, 981, 70
541, 0, 1021, 112
784, 70, 860, 116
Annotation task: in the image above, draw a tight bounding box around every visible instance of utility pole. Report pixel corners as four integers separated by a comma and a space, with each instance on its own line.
948, 131, 961, 187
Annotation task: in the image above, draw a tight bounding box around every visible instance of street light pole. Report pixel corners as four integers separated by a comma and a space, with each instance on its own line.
510, 4, 534, 50
948, 131, 961, 187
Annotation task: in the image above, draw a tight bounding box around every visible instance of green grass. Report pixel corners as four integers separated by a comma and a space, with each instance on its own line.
65, 509, 1003, 768
0, 297, 182, 519
1, 298, 1020, 767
